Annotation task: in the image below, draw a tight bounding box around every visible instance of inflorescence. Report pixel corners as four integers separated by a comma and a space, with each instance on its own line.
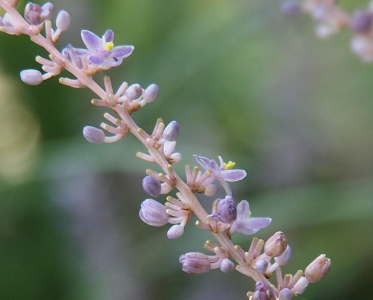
0, 0, 331, 298
281, 0, 373, 62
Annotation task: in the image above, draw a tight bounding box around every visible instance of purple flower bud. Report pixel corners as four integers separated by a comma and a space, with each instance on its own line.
254, 259, 268, 273
20, 69, 43, 85
167, 224, 184, 239
275, 245, 292, 266
170, 152, 182, 163
143, 84, 159, 103
281, 1, 302, 16
163, 121, 180, 141
218, 258, 233, 273
83, 126, 105, 144
217, 196, 237, 223
125, 84, 142, 101
179, 252, 210, 274
139, 199, 169, 227
305, 254, 331, 283
278, 288, 292, 300
264, 231, 287, 257
142, 176, 161, 197
56, 10, 70, 31
253, 290, 268, 300
204, 184, 218, 197
351, 10, 373, 34
24, 2, 54, 25
291, 276, 308, 294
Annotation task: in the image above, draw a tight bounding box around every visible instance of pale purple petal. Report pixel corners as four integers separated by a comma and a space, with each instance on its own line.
111, 45, 134, 59
195, 155, 211, 170
74, 48, 91, 56
89, 55, 104, 65
236, 200, 250, 218
81, 30, 102, 51
241, 217, 272, 229
221, 169, 247, 182
103, 29, 114, 43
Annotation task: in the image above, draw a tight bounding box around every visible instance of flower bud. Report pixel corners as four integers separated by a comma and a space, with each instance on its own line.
163, 121, 180, 141
351, 11, 373, 34
204, 184, 218, 197
170, 152, 182, 164
217, 196, 237, 223
179, 252, 210, 274
167, 224, 184, 239
83, 126, 105, 144
291, 276, 308, 294
305, 254, 331, 283
220, 258, 234, 273
142, 176, 161, 197
264, 231, 287, 257
20, 69, 44, 86
275, 245, 292, 266
254, 259, 268, 274
24, 2, 54, 25
143, 84, 159, 103
278, 288, 292, 300
125, 83, 142, 101
56, 10, 70, 31
281, 1, 302, 16
139, 199, 169, 227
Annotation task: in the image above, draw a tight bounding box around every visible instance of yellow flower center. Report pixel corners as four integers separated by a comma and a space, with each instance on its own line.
104, 41, 114, 51
223, 161, 235, 169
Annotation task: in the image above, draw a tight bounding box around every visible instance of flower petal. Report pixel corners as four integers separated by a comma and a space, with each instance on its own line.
111, 45, 134, 59
221, 169, 247, 182
236, 200, 250, 218
89, 55, 104, 65
81, 30, 102, 51
103, 29, 114, 43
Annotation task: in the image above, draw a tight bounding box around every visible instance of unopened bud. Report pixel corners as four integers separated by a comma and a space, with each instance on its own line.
167, 224, 184, 239
24, 2, 54, 25
220, 258, 234, 273
264, 231, 287, 257
305, 254, 331, 283
204, 184, 218, 197
143, 84, 159, 103
125, 83, 142, 101
275, 245, 292, 266
351, 10, 373, 34
83, 126, 105, 144
179, 252, 210, 274
142, 176, 161, 197
20, 69, 43, 85
56, 10, 70, 31
291, 276, 308, 294
163, 121, 180, 141
170, 152, 182, 164
139, 199, 169, 227
278, 288, 292, 300
217, 196, 237, 223
254, 259, 268, 273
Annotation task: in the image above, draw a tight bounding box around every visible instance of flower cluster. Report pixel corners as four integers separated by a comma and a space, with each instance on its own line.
281, 0, 373, 62
0, 0, 331, 298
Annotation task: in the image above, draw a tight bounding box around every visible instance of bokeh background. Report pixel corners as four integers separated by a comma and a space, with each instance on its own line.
0, 0, 372, 299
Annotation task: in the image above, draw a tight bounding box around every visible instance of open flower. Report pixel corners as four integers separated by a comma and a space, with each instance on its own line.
74, 29, 134, 70
194, 155, 246, 195
230, 200, 271, 235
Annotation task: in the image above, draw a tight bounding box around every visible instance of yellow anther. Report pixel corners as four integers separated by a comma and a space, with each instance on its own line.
104, 41, 114, 51
223, 161, 236, 169
248, 211, 252, 218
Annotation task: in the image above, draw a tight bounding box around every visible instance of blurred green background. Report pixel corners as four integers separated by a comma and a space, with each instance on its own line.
0, 0, 372, 299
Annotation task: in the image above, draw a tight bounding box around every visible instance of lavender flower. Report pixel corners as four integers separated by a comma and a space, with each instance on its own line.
74, 29, 134, 70
216, 196, 236, 223
194, 155, 246, 195
230, 200, 271, 235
